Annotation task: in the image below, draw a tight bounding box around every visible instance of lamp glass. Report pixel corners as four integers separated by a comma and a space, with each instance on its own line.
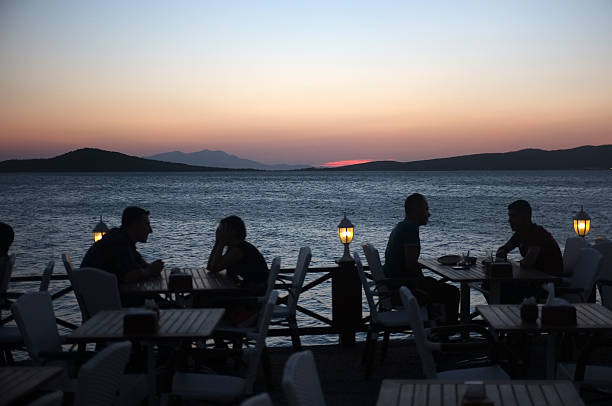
338, 227, 354, 244
92, 216, 109, 243
94, 231, 105, 242
573, 219, 590, 237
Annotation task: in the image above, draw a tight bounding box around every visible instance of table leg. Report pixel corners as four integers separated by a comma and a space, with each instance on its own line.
489, 280, 501, 304
546, 333, 558, 379
460, 282, 470, 323
147, 343, 158, 406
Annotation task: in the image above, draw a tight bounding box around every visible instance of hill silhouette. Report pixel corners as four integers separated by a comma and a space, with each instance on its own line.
325, 145, 612, 171
0, 148, 230, 172
146, 149, 308, 170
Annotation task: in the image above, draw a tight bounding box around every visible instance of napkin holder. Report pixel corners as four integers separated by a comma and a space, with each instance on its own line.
520, 297, 539, 322
484, 259, 513, 277
168, 270, 193, 292
461, 382, 493, 406
123, 309, 158, 335
541, 299, 576, 325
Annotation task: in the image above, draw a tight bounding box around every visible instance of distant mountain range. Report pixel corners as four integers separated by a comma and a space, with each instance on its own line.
0, 148, 229, 172
322, 145, 612, 171
0, 145, 610, 172
146, 149, 309, 170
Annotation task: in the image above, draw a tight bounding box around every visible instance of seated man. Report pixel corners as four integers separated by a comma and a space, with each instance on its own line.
383, 193, 459, 323
81, 206, 164, 285
1, 222, 15, 304
494, 199, 563, 303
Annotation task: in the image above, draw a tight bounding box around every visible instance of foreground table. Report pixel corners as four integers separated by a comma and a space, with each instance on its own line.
420, 258, 559, 323
0, 366, 64, 406
120, 267, 240, 296
477, 303, 612, 378
377, 379, 584, 406
69, 308, 225, 406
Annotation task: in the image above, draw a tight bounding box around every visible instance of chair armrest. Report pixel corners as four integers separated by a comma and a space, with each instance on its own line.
375, 278, 414, 290
555, 286, 585, 295
429, 324, 496, 342
39, 351, 96, 362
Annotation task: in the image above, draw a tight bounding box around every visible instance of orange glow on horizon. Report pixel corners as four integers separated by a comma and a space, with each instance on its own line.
321, 159, 374, 168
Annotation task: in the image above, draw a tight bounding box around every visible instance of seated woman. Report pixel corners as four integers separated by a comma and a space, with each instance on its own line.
207, 216, 269, 325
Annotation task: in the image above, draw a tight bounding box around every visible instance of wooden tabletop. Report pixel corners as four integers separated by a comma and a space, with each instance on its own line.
0, 366, 64, 406
120, 267, 240, 295
420, 258, 558, 283
377, 379, 584, 406
69, 308, 225, 342
477, 303, 612, 332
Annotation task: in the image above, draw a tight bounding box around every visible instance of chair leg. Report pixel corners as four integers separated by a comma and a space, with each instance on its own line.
262, 346, 273, 391
362, 331, 372, 365
365, 332, 378, 379
380, 331, 390, 362
289, 318, 301, 350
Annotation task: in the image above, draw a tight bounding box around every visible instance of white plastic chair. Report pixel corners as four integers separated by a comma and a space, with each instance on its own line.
272, 247, 311, 350
73, 341, 132, 406
11, 292, 64, 364
563, 237, 590, 274
61, 253, 75, 281
263, 257, 281, 304
240, 393, 274, 406
167, 290, 279, 404
70, 267, 121, 321
399, 286, 509, 380
558, 248, 603, 303
594, 242, 612, 309
355, 252, 414, 378
282, 350, 326, 406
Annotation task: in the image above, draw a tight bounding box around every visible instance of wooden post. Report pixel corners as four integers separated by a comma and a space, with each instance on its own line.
332, 259, 362, 346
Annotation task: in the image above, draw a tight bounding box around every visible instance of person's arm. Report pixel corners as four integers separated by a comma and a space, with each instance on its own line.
519, 246, 541, 268
121, 259, 164, 283
496, 235, 519, 258
402, 244, 421, 277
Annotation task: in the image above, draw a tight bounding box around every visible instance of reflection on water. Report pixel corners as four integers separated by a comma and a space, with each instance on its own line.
1, 170, 611, 344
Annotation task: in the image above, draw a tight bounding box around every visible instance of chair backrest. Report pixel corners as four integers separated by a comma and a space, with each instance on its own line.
399, 286, 438, 379
354, 252, 380, 323
240, 393, 274, 406
563, 237, 590, 274
282, 350, 326, 406
26, 390, 63, 406
264, 257, 281, 302
595, 242, 612, 309
570, 247, 603, 302
71, 267, 121, 321
244, 290, 278, 395
286, 247, 311, 316
362, 243, 385, 282
39, 261, 55, 292
11, 292, 63, 361
74, 341, 132, 406
61, 253, 75, 280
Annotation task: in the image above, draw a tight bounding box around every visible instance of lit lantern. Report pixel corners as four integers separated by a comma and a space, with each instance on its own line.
337, 214, 354, 262
93, 216, 109, 242
573, 206, 591, 238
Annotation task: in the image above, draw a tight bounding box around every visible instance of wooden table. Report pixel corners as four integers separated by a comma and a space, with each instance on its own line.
420, 258, 559, 323
0, 366, 64, 406
477, 303, 612, 378
69, 308, 225, 341
69, 308, 225, 406
377, 379, 584, 406
120, 268, 240, 295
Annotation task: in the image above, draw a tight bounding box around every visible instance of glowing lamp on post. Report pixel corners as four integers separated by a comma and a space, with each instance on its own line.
573, 206, 591, 238
338, 214, 354, 262
93, 216, 109, 243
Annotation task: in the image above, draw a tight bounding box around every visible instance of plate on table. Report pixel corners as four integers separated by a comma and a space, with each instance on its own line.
437, 255, 461, 265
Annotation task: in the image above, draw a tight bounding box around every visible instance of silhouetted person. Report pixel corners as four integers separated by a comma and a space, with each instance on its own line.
207, 215, 269, 325
81, 206, 164, 284
383, 194, 459, 323
0, 222, 15, 297
495, 199, 563, 302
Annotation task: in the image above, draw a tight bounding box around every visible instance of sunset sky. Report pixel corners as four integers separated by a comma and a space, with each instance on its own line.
1, 1, 611, 166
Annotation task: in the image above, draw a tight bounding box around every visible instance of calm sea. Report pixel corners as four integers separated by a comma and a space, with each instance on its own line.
1, 171, 611, 345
